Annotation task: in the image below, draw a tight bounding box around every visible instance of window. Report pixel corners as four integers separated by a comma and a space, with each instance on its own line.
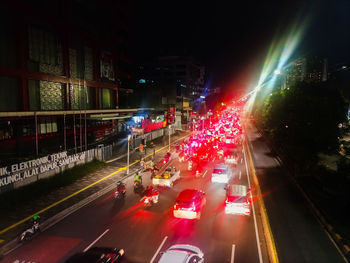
0, 14, 16, 67
28, 25, 63, 75
99, 88, 115, 109
69, 36, 93, 80
70, 85, 93, 110
39, 118, 58, 135
0, 77, 18, 111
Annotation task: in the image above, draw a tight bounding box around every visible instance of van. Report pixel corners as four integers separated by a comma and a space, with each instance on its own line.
225, 184, 251, 215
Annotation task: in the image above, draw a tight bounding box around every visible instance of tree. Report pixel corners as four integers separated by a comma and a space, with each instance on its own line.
256, 81, 346, 170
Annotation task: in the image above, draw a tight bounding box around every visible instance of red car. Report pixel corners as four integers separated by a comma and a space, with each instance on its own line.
173, 189, 206, 220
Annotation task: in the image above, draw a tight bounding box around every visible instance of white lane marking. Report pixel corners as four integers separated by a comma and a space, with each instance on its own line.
203, 170, 208, 178
150, 236, 168, 263
240, 158, 243, 164
83, 229, 109, 252
239, 171, 242, 180
213, 157, 216, 161
243, 143, 263, 263
231, 244, 236, 263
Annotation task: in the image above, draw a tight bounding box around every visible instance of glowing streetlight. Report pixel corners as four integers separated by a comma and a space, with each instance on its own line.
274, 69, 281, 75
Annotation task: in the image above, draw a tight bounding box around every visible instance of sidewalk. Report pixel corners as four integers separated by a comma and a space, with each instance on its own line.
0, 130, 190, 255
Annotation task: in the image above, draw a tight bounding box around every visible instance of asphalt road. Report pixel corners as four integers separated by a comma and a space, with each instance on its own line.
5, 124, 344, 263
2, 142, 266, 263
246, 123, 346, 263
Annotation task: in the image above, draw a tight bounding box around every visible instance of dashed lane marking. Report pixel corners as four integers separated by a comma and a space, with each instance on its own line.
231, 244, 236, 263
0, 134, 191, 236
150, 236, 168, 263
203, 170, 208, 178
239, 171, 242, 180
83, 229, 109, 252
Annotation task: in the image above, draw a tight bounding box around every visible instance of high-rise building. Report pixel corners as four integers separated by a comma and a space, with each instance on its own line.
135, 56, 205, 112
0, 0, 134, 162
286, 56, 328, 86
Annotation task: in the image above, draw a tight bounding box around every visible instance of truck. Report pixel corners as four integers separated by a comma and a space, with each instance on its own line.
152, 166, 180, 187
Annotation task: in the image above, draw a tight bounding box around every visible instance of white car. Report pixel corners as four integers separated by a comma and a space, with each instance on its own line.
158, 244, 204, 263
211, 164, 232, 183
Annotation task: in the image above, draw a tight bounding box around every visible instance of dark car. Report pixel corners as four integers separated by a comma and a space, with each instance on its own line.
65, 247, 124, 263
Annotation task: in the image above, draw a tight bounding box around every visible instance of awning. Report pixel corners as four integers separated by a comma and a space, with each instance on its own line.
88, 114, 133, 121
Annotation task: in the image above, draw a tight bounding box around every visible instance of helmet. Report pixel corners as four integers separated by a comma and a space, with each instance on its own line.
33, 215, 39, 221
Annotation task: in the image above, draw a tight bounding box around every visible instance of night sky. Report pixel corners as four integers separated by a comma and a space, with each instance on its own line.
133, 0, 350, 96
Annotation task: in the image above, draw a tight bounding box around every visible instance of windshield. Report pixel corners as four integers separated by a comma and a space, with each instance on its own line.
227, 195, 247, 203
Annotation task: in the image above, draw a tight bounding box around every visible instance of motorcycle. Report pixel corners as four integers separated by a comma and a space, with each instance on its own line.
142, 187, 159, 207
133, 180, 143, 194
19, 220, 40, 242
114, 183, 126, 200
142, 194, 159, 208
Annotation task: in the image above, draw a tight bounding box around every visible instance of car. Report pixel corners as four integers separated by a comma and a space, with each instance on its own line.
224, 149, 238, 166
211, 164, 232, 183
158, 244, 204, 263
65, 247, 125, 263
173, 189, 206, 220
225, 184, 251, 215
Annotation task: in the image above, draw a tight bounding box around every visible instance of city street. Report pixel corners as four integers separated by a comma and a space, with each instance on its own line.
1, 126, 347, 263
2, 140, 265, 263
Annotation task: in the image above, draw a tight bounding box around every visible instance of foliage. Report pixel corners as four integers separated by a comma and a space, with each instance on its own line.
256, 81, 346, 170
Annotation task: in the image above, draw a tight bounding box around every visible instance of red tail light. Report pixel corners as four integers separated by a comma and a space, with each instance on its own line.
114, 190, 119, 195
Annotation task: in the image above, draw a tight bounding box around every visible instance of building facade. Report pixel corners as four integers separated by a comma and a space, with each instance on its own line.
286, 56, 328, 87
0, 0, 133, 164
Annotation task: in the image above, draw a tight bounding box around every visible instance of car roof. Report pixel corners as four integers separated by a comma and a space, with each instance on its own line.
177, 189, 202, 201
214, 164, 228, 169
227, 184, 247, 197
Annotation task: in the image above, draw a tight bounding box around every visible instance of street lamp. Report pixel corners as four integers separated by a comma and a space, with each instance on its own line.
127, 134, 131, 175
168, 125, 171, 152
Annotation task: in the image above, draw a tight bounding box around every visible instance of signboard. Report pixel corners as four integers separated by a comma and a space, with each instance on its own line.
168, 107, 176, 124
100, 51, 115, 81
183, 101, 190, 108
0, 151, 86, 189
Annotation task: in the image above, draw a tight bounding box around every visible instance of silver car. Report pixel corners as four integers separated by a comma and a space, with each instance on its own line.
158, 244, 204, 263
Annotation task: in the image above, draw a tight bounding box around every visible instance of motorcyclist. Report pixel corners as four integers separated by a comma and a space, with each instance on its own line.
140, 158, 145, 170
32, 214, 40, 225
116, 181, 126, 195
134, 171, 142, 184
144, 185, 159, 204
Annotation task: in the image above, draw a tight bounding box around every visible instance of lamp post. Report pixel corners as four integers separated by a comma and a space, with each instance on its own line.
168, 125, 171, 152
127, 134, 131, 175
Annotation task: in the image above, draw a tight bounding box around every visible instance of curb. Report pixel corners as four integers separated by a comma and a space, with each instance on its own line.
244, 132, 279, 263
255, 126, 350, 262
